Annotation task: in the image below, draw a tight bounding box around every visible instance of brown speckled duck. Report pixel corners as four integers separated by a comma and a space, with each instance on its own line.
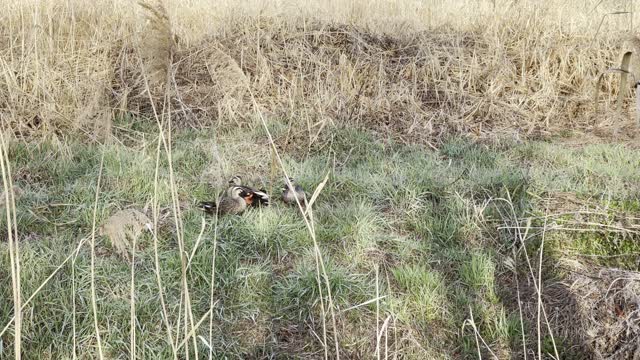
199, 186, 249, 215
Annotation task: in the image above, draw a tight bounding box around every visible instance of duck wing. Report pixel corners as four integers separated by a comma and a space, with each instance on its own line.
198, 201, 217, 215
251, 188, 270, 206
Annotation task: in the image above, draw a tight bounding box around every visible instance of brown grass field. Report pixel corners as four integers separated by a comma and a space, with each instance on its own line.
2, 0, 640, 359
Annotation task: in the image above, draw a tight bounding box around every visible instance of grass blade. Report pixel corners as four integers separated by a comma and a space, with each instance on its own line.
89, 151, 106, 359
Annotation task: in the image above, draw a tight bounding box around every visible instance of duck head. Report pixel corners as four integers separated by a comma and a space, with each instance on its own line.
229, 186, 246, 199
282, 177, 296, 191
228, 175, 243, 186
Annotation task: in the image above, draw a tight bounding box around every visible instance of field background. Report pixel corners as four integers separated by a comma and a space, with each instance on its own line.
2, 0, 640, 359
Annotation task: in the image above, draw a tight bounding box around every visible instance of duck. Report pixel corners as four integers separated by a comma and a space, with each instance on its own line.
282, 177, 306, 207
228, 175, 270, 207
199, 186, 249, 215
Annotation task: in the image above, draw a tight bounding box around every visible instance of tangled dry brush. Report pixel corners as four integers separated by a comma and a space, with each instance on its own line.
0, 0, 636, 144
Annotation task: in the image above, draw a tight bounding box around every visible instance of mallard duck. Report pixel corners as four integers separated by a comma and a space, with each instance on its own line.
199, 186, 249, 215
282, 177, 306, 206
228, 175, 270, 207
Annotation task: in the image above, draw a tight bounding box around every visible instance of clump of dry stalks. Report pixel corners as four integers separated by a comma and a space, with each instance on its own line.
0, 0, 637, 145
100, 208, 152, 261
137, 0, 175, 91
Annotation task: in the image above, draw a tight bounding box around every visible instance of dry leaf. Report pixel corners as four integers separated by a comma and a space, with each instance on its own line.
100, 209, 152, 261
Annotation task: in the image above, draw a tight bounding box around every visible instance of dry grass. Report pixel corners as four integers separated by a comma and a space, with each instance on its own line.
0, 127, 21, 359
100, 208, 152, 261
0, 0, 637, 143
548, 260, 640, 359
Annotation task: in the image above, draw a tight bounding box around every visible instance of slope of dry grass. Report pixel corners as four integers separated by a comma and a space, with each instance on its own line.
0, 0, 637, 143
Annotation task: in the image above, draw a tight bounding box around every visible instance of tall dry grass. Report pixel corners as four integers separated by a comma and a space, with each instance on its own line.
0, 0, 636, 143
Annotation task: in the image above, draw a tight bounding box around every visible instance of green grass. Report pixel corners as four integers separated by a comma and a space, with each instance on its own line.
2, 127, 640, 358
391, 264, 447, 322
460, 252, 496, 299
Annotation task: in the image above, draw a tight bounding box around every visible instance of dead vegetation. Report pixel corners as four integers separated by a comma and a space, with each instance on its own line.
113, 19, 640, 144
0, 0, 637, 144
547, 261, 640, 359
100, 208, 152, 261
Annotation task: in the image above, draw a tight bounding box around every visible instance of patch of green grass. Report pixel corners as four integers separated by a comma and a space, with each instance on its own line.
513, 142, 640, 198
321, 126, 388, 162
274, 250, 374, 320
4, 126, 640, 358
441, 138, 499, 168
571, 232, 640, 270
460, 252, 496, 299
391, 264, 448, 323
316, 201, 384, 267
406, 196, 467, 246
232, 206, 311, 255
